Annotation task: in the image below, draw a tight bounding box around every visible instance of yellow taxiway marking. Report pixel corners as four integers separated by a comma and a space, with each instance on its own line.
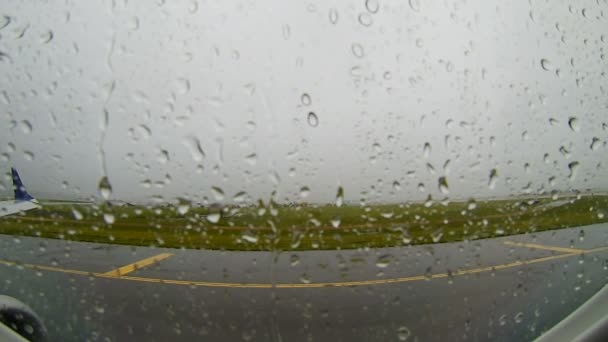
102, 253, 174, 276
503, 241, 585, 254
1, 246, 607, 289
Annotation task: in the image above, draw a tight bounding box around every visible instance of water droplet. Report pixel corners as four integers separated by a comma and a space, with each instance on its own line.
397, 326, 411, 341
467, 199, 477, 210
514, 312, 524, 324
392, 181, 401, 191
206, 213, 221, 223
431, 229, 443, 243
0, 16, 11, 30
1, 91, 9, 104
335, 186, 344, 207
177, 199, 190, 215
379, 212, 393, 219
242, 233, 258, 244
351, 43, 364, 58
176, 78, 190, 94
23, 324, 34, 335
233, 191, 248, 203
72, 209, 83, 220
98, 177, 112, 200
299, 186, 310, 198
299, 274, 311, 284
94, 306, 105, 314
188, 1, 198, 14
290, 254, 300, 266
301, 93, 311, 106
40, 30, 53, 44
559, 146, 571, 158
211, 186, 224, 200
129, 17, 140, 30
307, 112, 319, 127
365, 0, 379, 14
23, 151, 34, 161
268, 171, 281, 185
415, 38, 424, 48
445, 61, 454, 72
184, 137, 205, 162
328, 8, 339, 24
358, 12, 373, 27
589, 137, 602, 151
408, 0, 420, 12
418, 183, 426, 192
540, 59, 552, 71
488, 168, 498, 190
20, 120, 32, 133
331, 217, 341, 228
568, 161, 579, 181
438, 177, 449, 195
245, 153, 257, 165
103, 213, 115, 224
282, 24, 290, 40
157, 149, 169, 164
590, 137, 601, 151
140, 179, 151, 189
568, 117, 580, 132
376, 255, 393, 268
423, 142, 431, 158
402, 231, 412, 244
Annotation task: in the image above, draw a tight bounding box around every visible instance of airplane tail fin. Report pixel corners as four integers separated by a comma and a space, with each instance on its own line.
11, 168, 35, 202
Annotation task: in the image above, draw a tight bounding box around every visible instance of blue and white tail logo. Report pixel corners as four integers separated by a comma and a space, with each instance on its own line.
11, 168, 35, 202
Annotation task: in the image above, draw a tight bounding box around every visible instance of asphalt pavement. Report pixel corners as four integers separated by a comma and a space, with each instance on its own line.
1, 223, 607, 341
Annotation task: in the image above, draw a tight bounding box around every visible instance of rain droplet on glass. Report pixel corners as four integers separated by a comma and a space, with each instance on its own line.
307, 112, 319, 127
568, 117, 580, 132
358, 12, 373, 27
438, 176, 449, 195
365, 0, 379, 14
335, 186, 344, 207
301, 93, 311, 106
540, 58, 552, 71
328, 8, 339, 24
408, 0, 420, 12
488, 168, 498, 189
351, 43, 364, 58
98, 176, 112, 200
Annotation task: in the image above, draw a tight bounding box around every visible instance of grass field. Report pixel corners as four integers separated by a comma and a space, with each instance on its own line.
1, 194, 607, 251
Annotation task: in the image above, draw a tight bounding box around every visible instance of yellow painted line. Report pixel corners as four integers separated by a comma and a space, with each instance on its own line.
102, 253, 174, 276
585, 245, 608, 253
0, 259, 92, 276
504, 241, 585, 254
1, 245, 606, 289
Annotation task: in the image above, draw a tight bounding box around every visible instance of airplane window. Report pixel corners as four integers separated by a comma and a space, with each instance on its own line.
1, 1, 607, 341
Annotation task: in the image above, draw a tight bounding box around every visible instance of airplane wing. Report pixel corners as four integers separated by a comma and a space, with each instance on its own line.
0, 168, 40, 218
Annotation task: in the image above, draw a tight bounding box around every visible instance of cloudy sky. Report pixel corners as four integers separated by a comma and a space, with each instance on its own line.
1, 0, 607, 204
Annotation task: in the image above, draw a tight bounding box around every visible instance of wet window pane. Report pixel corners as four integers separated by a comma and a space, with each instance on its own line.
1, 1, 607, 341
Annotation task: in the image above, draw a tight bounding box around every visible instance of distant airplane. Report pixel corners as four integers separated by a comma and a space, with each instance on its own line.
0, 168, 40, 217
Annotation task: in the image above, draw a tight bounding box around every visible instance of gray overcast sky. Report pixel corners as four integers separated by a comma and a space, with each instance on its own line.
1, 0, 607, 204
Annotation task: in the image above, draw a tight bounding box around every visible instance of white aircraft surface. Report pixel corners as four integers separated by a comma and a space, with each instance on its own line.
0, 168, 40, 217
